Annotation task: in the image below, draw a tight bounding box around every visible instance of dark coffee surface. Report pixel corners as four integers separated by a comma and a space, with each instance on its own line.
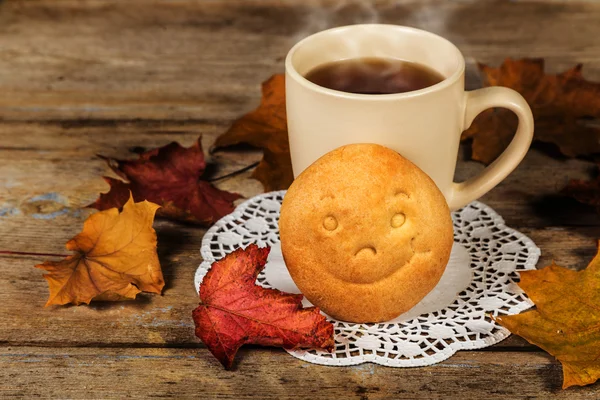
304, 57, 444, 95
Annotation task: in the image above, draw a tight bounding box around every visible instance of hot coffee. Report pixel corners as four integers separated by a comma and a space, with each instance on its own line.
304, 57, 444, 95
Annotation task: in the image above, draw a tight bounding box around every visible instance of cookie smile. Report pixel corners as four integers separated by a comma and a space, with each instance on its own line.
355, 245, 377, 257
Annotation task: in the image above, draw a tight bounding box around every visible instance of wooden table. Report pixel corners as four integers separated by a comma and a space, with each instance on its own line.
1, 0, 600, 398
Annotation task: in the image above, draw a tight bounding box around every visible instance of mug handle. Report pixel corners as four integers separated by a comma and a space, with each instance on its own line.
448, 87, 534, 210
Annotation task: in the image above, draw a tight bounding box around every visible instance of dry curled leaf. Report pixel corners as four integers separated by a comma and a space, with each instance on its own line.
192, 244, 334, 369
89, 138, 241, 226
36, 195, 164, 306
462, 58, 600, 164
213, 74, 293, 191
496, 244, 600, 389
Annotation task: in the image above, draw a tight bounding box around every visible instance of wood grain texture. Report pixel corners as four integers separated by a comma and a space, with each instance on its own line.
1, 0, 600, 120
0, 119, 597, 347
1, 224, 596, 349
1, 0, 600, 397
1, 120, 599, 231
0, 347, 589, 399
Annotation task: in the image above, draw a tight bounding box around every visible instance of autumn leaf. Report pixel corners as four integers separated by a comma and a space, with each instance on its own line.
89, 138, 242, 226
462, 58, 600, 164
496, 244, 600, 389
192, 244, 334, 369
36, 195, 164, 306
212, 74, 293, 191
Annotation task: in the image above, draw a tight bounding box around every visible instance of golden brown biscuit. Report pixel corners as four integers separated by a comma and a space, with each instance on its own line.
279, 143, 453, 323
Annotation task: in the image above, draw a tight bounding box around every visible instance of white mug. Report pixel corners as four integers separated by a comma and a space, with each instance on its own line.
285, 24, 534, 210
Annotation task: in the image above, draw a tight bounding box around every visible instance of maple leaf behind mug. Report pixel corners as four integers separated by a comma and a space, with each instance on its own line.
212, 74, 293, 192
192, 244, 334, 369
37, 195, 164, 306
89, 137, 241, 226
462, 58, 600, 164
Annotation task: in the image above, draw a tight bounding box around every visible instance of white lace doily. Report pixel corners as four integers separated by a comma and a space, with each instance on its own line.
195, 191, 540, 367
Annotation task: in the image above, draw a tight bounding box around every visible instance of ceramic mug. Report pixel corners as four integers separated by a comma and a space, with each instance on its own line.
285, 24, 534, 210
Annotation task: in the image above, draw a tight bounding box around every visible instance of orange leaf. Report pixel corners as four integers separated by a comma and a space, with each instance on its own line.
462, 58, 600, 164
213, 74, 293, 191
192, 244, 334, 369
36, 195, 164, 306
496, 243, 600, 389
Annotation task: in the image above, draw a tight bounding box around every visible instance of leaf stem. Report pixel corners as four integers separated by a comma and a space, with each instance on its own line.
208, 162, 260, 183
0, 251, 69, 258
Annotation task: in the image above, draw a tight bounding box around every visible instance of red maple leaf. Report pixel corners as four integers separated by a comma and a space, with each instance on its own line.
89, 138, 241, 226
192, 244, 334, 368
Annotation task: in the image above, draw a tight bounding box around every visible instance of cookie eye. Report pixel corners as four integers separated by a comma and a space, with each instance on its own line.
323, 216, 338, 231
391, 213, 406, 228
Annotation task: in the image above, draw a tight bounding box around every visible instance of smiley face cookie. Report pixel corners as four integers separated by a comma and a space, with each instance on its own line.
279, 143, 453, 323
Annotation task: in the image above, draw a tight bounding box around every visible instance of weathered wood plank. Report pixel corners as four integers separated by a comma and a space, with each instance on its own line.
0, 124, 598, 348
1, 0, 600, 120
0, 120, 263, 210
0, 221, 597, 347
1, 0, 600, 396
0, 346, 588, 399
1, 119, 599, 230
0, 118, 597, 347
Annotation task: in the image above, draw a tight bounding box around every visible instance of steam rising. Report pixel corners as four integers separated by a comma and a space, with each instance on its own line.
290, 0, 454, 44
288, 1, 460, 80
290, 0, 380, 44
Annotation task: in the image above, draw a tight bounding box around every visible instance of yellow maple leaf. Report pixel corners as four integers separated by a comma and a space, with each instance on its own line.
36, 195, 164, 306
497, 244, 600, 389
